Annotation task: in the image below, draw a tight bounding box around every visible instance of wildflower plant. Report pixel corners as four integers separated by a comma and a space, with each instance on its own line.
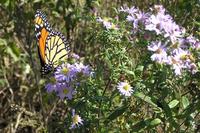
43, 3, 200, 132
80, 4, 199, 132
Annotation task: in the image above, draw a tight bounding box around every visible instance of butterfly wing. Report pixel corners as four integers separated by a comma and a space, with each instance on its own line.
35, 10, 52, 70
35, 10, 70, 75
44, 31, 70, 71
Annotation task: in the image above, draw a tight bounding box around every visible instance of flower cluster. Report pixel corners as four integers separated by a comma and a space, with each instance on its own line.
121, 5, 199, 75
45, 62, 92, 99
120, 6, 149, 30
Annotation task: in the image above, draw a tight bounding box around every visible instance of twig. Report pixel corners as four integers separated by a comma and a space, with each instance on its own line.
26, 18, 46, 127
13, 112, 23, 133
45, 99, 60, 124
98, 78, 111, 117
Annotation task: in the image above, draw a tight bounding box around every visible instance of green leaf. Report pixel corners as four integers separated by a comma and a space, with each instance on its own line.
24, 64, 31, 74
134, 92, 158, 108
0, 38, 7, 46
160, 100, 179, 128
149, 118, 161, 127
168, 99, 179, 108
194, 21, 200, 26
33, 0, 42, 3
105, 105, 128, 122
0, 79, 6, 87
0, 38, 7, 54
6, 43, 20, 61
131, 118, 161, 132
181, 96, 189, 109
131, 119, 146, 132
124, 69, 135, 77
178, 100, 200, 119
136, 65, 144, 72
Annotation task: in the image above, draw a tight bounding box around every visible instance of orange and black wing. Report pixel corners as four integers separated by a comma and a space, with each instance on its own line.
35, 10, 70, 75
35, 10, 52, 74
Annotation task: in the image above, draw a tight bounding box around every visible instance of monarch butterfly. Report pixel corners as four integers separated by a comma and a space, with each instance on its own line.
34, 10, 70, 75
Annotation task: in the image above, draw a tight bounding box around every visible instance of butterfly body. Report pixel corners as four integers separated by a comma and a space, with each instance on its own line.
34, 10, 70, 75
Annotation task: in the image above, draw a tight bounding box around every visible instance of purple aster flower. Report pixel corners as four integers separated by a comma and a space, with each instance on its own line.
186, 35, 200, 49
70, 109, 83, 129
55, 63, 93, 83
127, 11, 149, 29
117, 81, 134, 97
186, 35, 197, 44
168, 56, 183, 75
120, 6, 149, 30
126, 14, 135, 22
145, 5, 178, 37
174, 66, 182, 75
163, 22, 185, 44
193, 42, 200, 50
73, 63, 92, 77
121, 4, 199, 75
153, 5, 166, 14
119, 6, 139, 14
145, 14, 165, 35
187, 63, 198, 74
148, 41, 168, 63
97, 17, 118, 30
45, 77, 59, 93
167, 48, 191, 75
54, 63, 77, 82
171, 48, 193, 66
57, 83, 75, 100
71, 53, 80, 60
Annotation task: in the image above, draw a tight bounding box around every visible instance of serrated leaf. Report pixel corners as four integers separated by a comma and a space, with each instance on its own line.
168, 99, 179, 108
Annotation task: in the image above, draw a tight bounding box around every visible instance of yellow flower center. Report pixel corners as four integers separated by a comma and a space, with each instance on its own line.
123, 84, 130, 91
50, 77, 56, 84
103, 17, 109, 22
180, 54, 187, 60
188, 55, 195, 62
63, 88, 69, 94
72, 115, 79, 124
171, 42, 179, 49
111, 24, 117, 29
62, 67, 69, 75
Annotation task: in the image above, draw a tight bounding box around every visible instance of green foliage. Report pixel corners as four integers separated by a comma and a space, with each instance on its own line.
0, 0, 200, 132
